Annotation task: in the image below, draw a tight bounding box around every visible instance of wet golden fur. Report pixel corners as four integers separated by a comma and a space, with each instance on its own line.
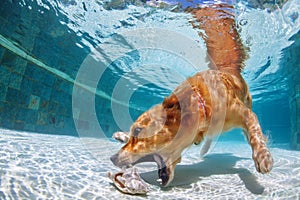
111, 4, 273, 187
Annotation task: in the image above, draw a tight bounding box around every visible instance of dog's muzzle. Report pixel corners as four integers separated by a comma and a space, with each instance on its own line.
110, 153, 130, 168
110, 153, 170, 186
110, 153, 119, 166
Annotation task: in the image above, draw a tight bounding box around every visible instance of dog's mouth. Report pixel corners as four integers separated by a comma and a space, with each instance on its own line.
153, 154, 170, 186
134, 154, 170, 186
111, 153, 170, 186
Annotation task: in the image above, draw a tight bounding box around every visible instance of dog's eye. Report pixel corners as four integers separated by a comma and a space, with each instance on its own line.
133, 127, 142, 137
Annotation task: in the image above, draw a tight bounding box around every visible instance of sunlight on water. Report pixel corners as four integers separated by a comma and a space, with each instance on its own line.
1, 0, 298, 107
26, 0, 300, 105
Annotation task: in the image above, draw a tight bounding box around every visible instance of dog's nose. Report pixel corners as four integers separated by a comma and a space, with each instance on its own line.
110, 153, 119, 166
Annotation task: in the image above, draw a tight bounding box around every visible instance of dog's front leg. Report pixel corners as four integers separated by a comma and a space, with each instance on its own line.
113, 131, 130, 143
243, 109, 273, 174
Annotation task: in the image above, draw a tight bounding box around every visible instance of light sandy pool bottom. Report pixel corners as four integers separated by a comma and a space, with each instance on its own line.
0, 129, 299, 199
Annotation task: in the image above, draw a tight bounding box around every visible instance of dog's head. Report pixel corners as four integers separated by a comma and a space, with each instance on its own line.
110, 81, 207, 186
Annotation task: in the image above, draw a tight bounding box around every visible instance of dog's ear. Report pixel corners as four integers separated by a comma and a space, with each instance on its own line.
162, 95, 181, 128
163, 95, 180, 110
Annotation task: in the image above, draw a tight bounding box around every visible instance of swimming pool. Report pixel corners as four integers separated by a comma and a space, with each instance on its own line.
0, 0, 300, 199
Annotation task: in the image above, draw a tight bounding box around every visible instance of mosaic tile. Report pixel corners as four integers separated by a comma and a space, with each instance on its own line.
6, 87, 20, 105
9, 72, 23, 90
65, 105, 72, 117
0, 66, 11, 86
42, 73, 55, 87
0, 47, 3, 61
0, 83, 7, 102
39, 98, 49, 112
37, 111, 48, 126
31, 82, 43, 96
25, 64, 44, 81
47, 101, 59, 113
2, 102, 17, 120
20, 77, 33, 94
1, 118, 14, 129
14, 57, 27, 75
40, 85, 52, 100
23, 123, 36, 132
1, 50, 17, 68
53, 78, 63, 91
51, 90, 72, 106
18, 91, 29, 107
14, 121, 24, 130
48, 114, 64, 128
58, 80, 73, 95
28, 95, 40, 110
16, 108, 38, 124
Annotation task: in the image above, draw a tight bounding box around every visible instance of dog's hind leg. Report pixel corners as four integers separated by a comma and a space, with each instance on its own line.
242, 108, 273, 174
200, 137, 212, 157
193, 131, 212, 157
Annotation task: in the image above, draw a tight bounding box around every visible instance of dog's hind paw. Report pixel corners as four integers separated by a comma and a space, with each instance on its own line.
253, 148, 273, 174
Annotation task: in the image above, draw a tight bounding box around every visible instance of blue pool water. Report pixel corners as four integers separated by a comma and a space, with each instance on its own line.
0, 0, 300, 199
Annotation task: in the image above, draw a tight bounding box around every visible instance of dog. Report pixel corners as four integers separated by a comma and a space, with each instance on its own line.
110, 4, 273, 187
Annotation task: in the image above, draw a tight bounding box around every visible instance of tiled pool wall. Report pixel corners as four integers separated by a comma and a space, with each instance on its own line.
0, 47, 73, 135
285, 32, 300, 150
0, 1, 123, 137
0, 46, 124, 137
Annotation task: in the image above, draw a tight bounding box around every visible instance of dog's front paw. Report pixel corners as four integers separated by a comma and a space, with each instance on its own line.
253, 148, 273, 174
113, 132, 129, 143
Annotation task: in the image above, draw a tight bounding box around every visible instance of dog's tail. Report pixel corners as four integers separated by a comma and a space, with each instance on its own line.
188, 4, 248, 74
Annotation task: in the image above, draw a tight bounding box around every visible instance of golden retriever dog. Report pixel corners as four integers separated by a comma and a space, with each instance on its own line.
110, 4, 273, 187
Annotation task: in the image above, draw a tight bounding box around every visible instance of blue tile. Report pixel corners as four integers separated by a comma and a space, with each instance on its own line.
51, 90, 70, 105
16, 108, 37, 124
0, 83, 7, 101
32, 82, 43, 96
14, 58, 27, 75
6, 87, 20, 105
48, 101, 59, 113
1, 50, 17, 68
53, 79, 62, 91
37, 111, 48, 125
14, 121, 25, 130
0, 47, 3, 61
20, 77, 33, 94
0, 66, 11, 86
54, 103, 66, 116
1, 118, 15, 129
28, 95, 40, 110
2, 102, 17, 121
18, 91, 29, 107
40, 85, 52, 100
42, 73, 55, 87
24, 123, 36, 132
58, 81, 73, 95
9, 72, 23, 90
39, 98, 49, 112
6, 87, 29, 107
25, 64, 44, 81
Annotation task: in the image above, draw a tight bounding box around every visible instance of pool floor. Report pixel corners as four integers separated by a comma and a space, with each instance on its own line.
0, 129, 299, 199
